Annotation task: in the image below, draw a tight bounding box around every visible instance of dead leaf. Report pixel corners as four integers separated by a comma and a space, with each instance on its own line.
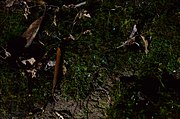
53, 7, 59, 26
0, 47, 11, 59
21, 57, 36, 65
53, 15, 57, 26
26, 69, 37, 78
23, 1, 31, 19
78, 10, 91, 19
24, 8, 31, 19
116, 38, 136, 49
140, 35, 149, 54
82, 30, 92, 35
44, 60, 56, 71
82, 10, 91, 18
5, 0, 16, 7
129, 24, 138, 38
63, 64, 67, 76
69, 34, 75, 40
22, 16, 44, 48
55, 111, 64, 119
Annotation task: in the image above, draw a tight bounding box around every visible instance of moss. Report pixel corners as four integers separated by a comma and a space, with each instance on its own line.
0, 0, 180, 118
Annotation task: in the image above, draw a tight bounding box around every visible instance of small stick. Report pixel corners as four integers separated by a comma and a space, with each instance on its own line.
52, 47, 61, 100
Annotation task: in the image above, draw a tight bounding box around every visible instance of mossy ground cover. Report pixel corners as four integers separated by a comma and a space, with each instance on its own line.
0, 0, 180, 118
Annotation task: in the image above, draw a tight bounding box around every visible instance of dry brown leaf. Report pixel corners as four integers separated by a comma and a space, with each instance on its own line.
22, 16, 44, 48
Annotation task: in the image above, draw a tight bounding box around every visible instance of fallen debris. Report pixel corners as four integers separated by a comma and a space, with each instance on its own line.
117, 24, 152, 54
5, 0, 16, 7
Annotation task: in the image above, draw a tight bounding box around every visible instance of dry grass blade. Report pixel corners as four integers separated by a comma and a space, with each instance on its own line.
22, 16, 44, 48
74, 1, 86, 8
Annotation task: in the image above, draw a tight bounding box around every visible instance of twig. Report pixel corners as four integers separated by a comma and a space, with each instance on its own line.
52, 47, 61, 101
74, 1, 87, 8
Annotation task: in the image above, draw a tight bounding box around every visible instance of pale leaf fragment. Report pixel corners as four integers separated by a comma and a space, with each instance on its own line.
83, 10, 91, 18
82, 30, 92, 35
69, 34, 75, 40
53, 15, 57, 26
44, 60, 56, 71
26, 69, 37, 78
55, 111, 64, 119
140, 35, 149, 54
5, 0, 16, 7
74, 1, 86, 8
22, 16, 44, 48
21, 57, 36, 65
23, 1, 31, 19
63, 64, 67, 76
129, 24, 137, 38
